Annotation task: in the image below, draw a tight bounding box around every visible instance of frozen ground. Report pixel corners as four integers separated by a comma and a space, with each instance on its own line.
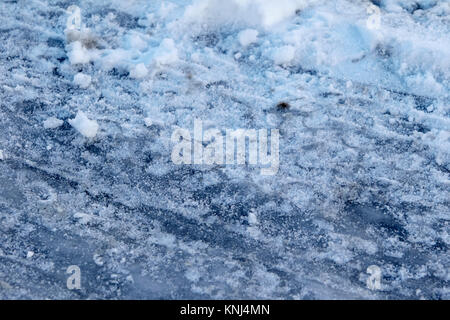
0, 0, 449, 299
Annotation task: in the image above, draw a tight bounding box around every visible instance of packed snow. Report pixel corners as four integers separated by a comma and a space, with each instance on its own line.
0, 0, 448, 299
73, 73, 92, 89
68, 111, 99, 138
43, 117, 64, 129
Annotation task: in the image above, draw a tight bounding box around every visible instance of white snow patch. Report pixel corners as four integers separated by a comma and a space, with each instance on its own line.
238, 29, 259, 47
272, 45, 296, 65
68, 41, 94, 65
248, 209, 258, 225
159, 1, 178, 18
73, 212, 95, 224
73, 72, 92, 89
43, 117, 64, 129
129, 63, 148, 79
154, 38, 179, 66
68, 111, 99, 138
100, 48, 130, 71
126, 33, 149, 52
183, 0, 311, 29
144, 116, 165, 127
406, 72, 443, 96
144, 117, 153, 127
424, 130, 450, 167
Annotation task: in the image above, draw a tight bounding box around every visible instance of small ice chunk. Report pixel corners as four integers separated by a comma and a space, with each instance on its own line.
154, 38, 178, 65
238, 29, 259, 47
101, 49, 129, 71
73, 73, 92, 89
68, 41, 92, 65
0, 150, 3, 161
129, 63, 148, 79
144, 117, 153, 127
26, 251, 34, 259
128, 33, 148, 51
73, 212, 94, 224
273, 45, 296, 65
43, 117, 64, 129
248, 209, 258, 225
144, 116, 164, 127
68, 111, 99, 138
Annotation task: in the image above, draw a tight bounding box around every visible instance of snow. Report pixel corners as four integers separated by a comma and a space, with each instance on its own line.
43, 117, 64, 129
68, 111, 99, 138
68, 41, 93, 65
129, 63, 148, 79
153, 38, 179, 66
238, 29, 259, 47
0, 0, 448, 300
144, 117, 153, 127
272, 45, 296, 65
73, 212, 95, 224
183, 0, 310, 29
73, 73, 92, 89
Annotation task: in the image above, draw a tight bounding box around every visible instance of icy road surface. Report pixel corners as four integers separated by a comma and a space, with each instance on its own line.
0, 0, 449, 299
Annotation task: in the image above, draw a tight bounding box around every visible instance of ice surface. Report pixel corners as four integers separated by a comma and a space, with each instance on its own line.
0, 0, 448, 299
